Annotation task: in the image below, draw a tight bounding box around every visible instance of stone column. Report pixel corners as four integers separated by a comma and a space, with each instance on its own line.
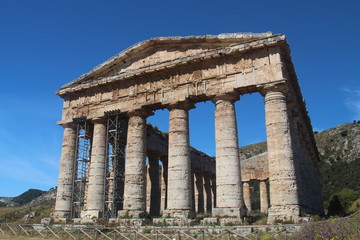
243, 181, 252, 211
259, 179, 269, 213
53, 122, 77, 220
148, 155, 161, 217
212, 94, 245, 218
261, 83, 300, 223
191, 170, 196, 213
119, 110, 152, 218
146, 164, 151, 214
164, 102, 194, 218
204, 175, 212, 213
194, 171, 204, 214
160, 157, 168, 215
81, 117, 107, 220
211, 177, 216, 209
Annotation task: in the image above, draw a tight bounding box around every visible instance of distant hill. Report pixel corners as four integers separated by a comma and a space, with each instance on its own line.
23, 188, 56, 207
239, 122, 360, 214
8, 189, 46, 206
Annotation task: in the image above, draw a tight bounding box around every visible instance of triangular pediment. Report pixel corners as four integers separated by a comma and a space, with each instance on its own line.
58, 32, 275, 96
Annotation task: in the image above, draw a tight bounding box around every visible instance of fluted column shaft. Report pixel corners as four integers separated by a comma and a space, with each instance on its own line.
203, 175, 212, 213
83, 118, 107, 218
263, 83, 299, 223
195, 171, 204, 214
243, 181, 252, 211
54, 122, 77, 219
213, 95, 244, 218
148, 155, 161, 216
120, 111, 150, 218
160, 158, 168, 215
259, 180, 269, 213
164, 103, 194, 218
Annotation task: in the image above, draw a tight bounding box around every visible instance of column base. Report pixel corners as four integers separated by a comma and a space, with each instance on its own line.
267, 205, 301, 224
80, 210, 102, 223
212, 207, 247, 218
50, 211, 70, 223
117, 210, 148, 219
162, 209, 195, 219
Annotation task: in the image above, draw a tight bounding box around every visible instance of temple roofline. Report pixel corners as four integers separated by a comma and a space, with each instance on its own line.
57, 32, 280, 96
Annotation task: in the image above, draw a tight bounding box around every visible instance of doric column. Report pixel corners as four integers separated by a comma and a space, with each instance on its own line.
243, 181, 252, 211
191, 170, 196, 213
259, 179, 269, 213
212, 94, 245, 218
211, 177, 216, 209
164, 102, 194, 218
160, 157, 168, 215
148, 154, 161, 217
119, 110, 152, 218
146, 164, 151, 214
203, 175, 212, 213
81, 117, 107, 220
261, 82, 300, 223
53, 122, 77, 220
194, 171, 204, 214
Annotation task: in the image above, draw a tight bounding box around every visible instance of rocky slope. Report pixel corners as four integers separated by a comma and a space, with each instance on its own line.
23, 188, 56, 207
0, 197, 14, 204
315, 123, 360, 163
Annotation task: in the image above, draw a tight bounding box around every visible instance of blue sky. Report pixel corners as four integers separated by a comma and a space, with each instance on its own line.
0, 0, 359, 197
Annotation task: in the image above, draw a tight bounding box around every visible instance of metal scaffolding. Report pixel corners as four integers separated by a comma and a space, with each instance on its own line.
71, 117, 93, 219
103, 111, 128, 218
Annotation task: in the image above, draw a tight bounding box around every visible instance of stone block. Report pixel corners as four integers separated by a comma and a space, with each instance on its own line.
201, 217, 218, 225
153, 218, 196, 226
212, 207, 244, 218
218, 218, 243, 226
113, 218, 149, 226
162, 209, 195, 219
41, 217, 53, 225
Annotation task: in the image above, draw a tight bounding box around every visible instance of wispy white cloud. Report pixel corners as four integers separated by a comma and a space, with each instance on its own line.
0, 156, 57, 187
343, 88, 360, 97
343, 87, 360, 120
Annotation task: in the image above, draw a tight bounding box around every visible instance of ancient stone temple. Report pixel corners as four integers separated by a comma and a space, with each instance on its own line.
52, 32, 323, 224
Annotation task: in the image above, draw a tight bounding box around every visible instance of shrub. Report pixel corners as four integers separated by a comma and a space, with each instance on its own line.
348, 198, 360, 213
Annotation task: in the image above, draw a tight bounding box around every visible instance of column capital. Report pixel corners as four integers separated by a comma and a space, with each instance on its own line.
91, 117, 107, 124
259, 81, 289, 96
167, 100, 195, 111
212, 92, 239, 104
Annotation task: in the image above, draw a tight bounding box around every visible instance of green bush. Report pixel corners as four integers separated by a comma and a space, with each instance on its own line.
348, 198, 360, 213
